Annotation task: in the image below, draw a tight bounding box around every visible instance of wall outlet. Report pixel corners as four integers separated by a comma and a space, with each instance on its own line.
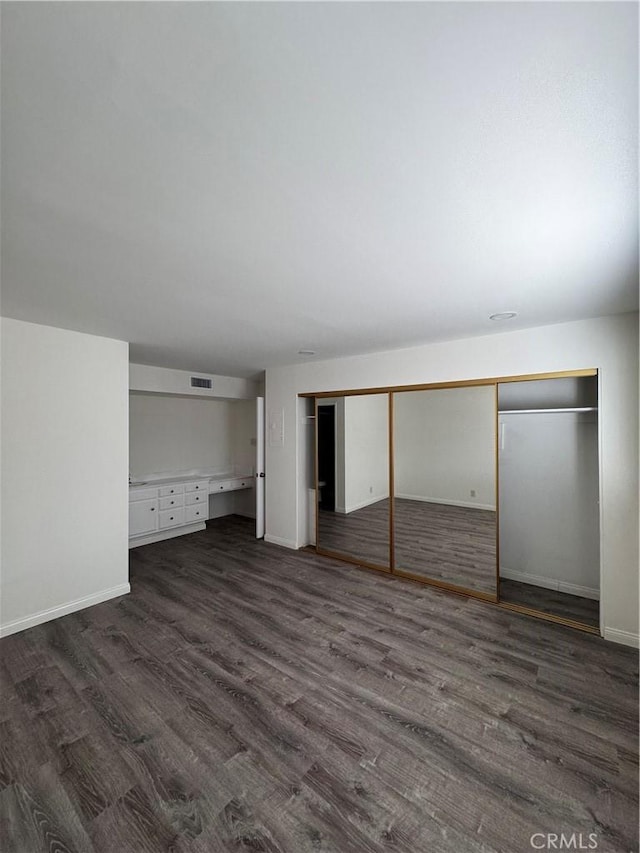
470, 489, 476, 497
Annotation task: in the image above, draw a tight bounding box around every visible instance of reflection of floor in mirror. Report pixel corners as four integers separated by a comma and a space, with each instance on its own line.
393, 498, 496, 595
318, 498, 497, 593
318, 499, 390, 567
499, 579, 599, 628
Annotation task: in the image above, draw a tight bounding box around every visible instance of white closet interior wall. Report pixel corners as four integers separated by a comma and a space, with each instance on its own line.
498, 377, 600, 599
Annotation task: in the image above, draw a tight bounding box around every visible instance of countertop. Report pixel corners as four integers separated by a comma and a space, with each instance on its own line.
129, 472, 252, 489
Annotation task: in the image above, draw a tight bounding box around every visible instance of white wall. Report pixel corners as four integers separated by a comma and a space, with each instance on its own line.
1, 318, 129, 636
129, 363, 257, 400
343, 394, 389, 513
265, 313, 639, 646
129, 394, 236, 478
499, 411, 599, 598
394, 386, 495, 510
129, 393, 257, 519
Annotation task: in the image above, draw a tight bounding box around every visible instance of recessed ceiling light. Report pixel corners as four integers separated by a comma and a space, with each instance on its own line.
489, 312, 517, 321
298, 349, 316, 356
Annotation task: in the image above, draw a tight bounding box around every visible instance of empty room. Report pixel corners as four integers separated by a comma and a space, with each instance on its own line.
1, 2, 638, 852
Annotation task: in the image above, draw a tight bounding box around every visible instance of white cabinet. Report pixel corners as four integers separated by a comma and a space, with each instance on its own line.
129, 473, 253, 548
185, 504, 206, 523
131, 487, 159, 503
159, 484, 184, 497
159, 494, 184, 510
185, 480, 209, 493
159, 507, 185, 529
129, 498, 158, 537
129, 480, 196, 547
211, 477, 251, 493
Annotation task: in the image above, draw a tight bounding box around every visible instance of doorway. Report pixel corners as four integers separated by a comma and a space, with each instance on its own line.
317, 405, 336, 511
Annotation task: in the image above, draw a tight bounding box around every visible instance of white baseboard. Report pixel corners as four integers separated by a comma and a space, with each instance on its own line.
343, 493, 389, 514
129, 522, 206, 549
500, 566, 599, 600
395, 493, 496, 512
264, 533, 298, 550
557, 580, 600, 600
0, 583, 131, 638
603, 628, 640, 648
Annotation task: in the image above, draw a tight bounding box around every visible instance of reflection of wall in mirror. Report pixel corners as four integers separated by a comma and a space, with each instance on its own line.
394, 387, 495, 510
341, 395, 389, 514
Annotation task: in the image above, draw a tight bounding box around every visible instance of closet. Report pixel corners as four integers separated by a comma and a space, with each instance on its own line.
303, 369, 600, 633
497, 375, 599, 627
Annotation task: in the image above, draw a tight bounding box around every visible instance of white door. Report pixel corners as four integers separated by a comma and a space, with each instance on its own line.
255, 396, 265, 538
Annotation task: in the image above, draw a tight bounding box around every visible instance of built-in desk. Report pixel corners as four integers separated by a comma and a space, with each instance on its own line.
129, 473, 252, 548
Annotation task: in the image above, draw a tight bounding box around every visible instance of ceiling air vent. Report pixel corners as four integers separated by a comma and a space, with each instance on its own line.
191, 377, 212, 389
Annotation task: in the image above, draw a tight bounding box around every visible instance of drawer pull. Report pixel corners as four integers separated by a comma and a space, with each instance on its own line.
170, 500, 174, 505
195, 485, 199, 490
169, 516, 174, 521
170, 489, 174, 494
150, 507, 155, 511
195, 511, 200, 516
219, 486, 223, 490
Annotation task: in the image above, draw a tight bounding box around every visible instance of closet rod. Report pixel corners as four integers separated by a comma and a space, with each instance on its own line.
498, 407, 597, 415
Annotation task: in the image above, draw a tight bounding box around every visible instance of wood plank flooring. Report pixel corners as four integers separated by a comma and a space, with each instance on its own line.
500, 579, 600, 628
1, 516, 637, 853
318, 500, 390, 568
319, 498, 496, 595
394, 499, 496, 595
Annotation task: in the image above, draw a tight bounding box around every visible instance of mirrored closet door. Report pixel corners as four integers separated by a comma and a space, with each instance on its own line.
309, 369, 599, 634
316, 393, 390, 571
392, 385, 498, 598
498, 375, 600, 628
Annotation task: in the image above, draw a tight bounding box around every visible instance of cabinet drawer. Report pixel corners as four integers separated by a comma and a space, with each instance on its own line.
129, 499, 158, 536
185, 480, 209, 493
186, 491, 207, 505
212, 480, 232, 493
159, 484, 185, 497
230, 478, 251, 490
159, 494, 184, 510
130, 487, 159, 503
185, 504, 206, 523
159, 507, 185, 529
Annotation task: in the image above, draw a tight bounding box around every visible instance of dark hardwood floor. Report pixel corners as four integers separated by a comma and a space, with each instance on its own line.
394, 499, 496, 595
500, 579, 600, 628
318, 499, 390, 568
1, 516, 637, 853
319, 498, 496, 595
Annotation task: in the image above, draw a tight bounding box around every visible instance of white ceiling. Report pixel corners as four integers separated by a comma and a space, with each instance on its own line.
1, 2, 637, 378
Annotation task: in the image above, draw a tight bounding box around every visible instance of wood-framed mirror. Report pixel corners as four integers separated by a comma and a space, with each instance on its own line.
305, 368, 600, 634
392, 384, 498, 599
315, 392, 391, 571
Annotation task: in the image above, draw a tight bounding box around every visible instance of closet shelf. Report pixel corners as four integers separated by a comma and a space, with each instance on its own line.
498, 407, 597, 415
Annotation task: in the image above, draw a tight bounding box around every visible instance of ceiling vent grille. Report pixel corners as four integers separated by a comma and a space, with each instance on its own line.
191, 377, 212, 389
